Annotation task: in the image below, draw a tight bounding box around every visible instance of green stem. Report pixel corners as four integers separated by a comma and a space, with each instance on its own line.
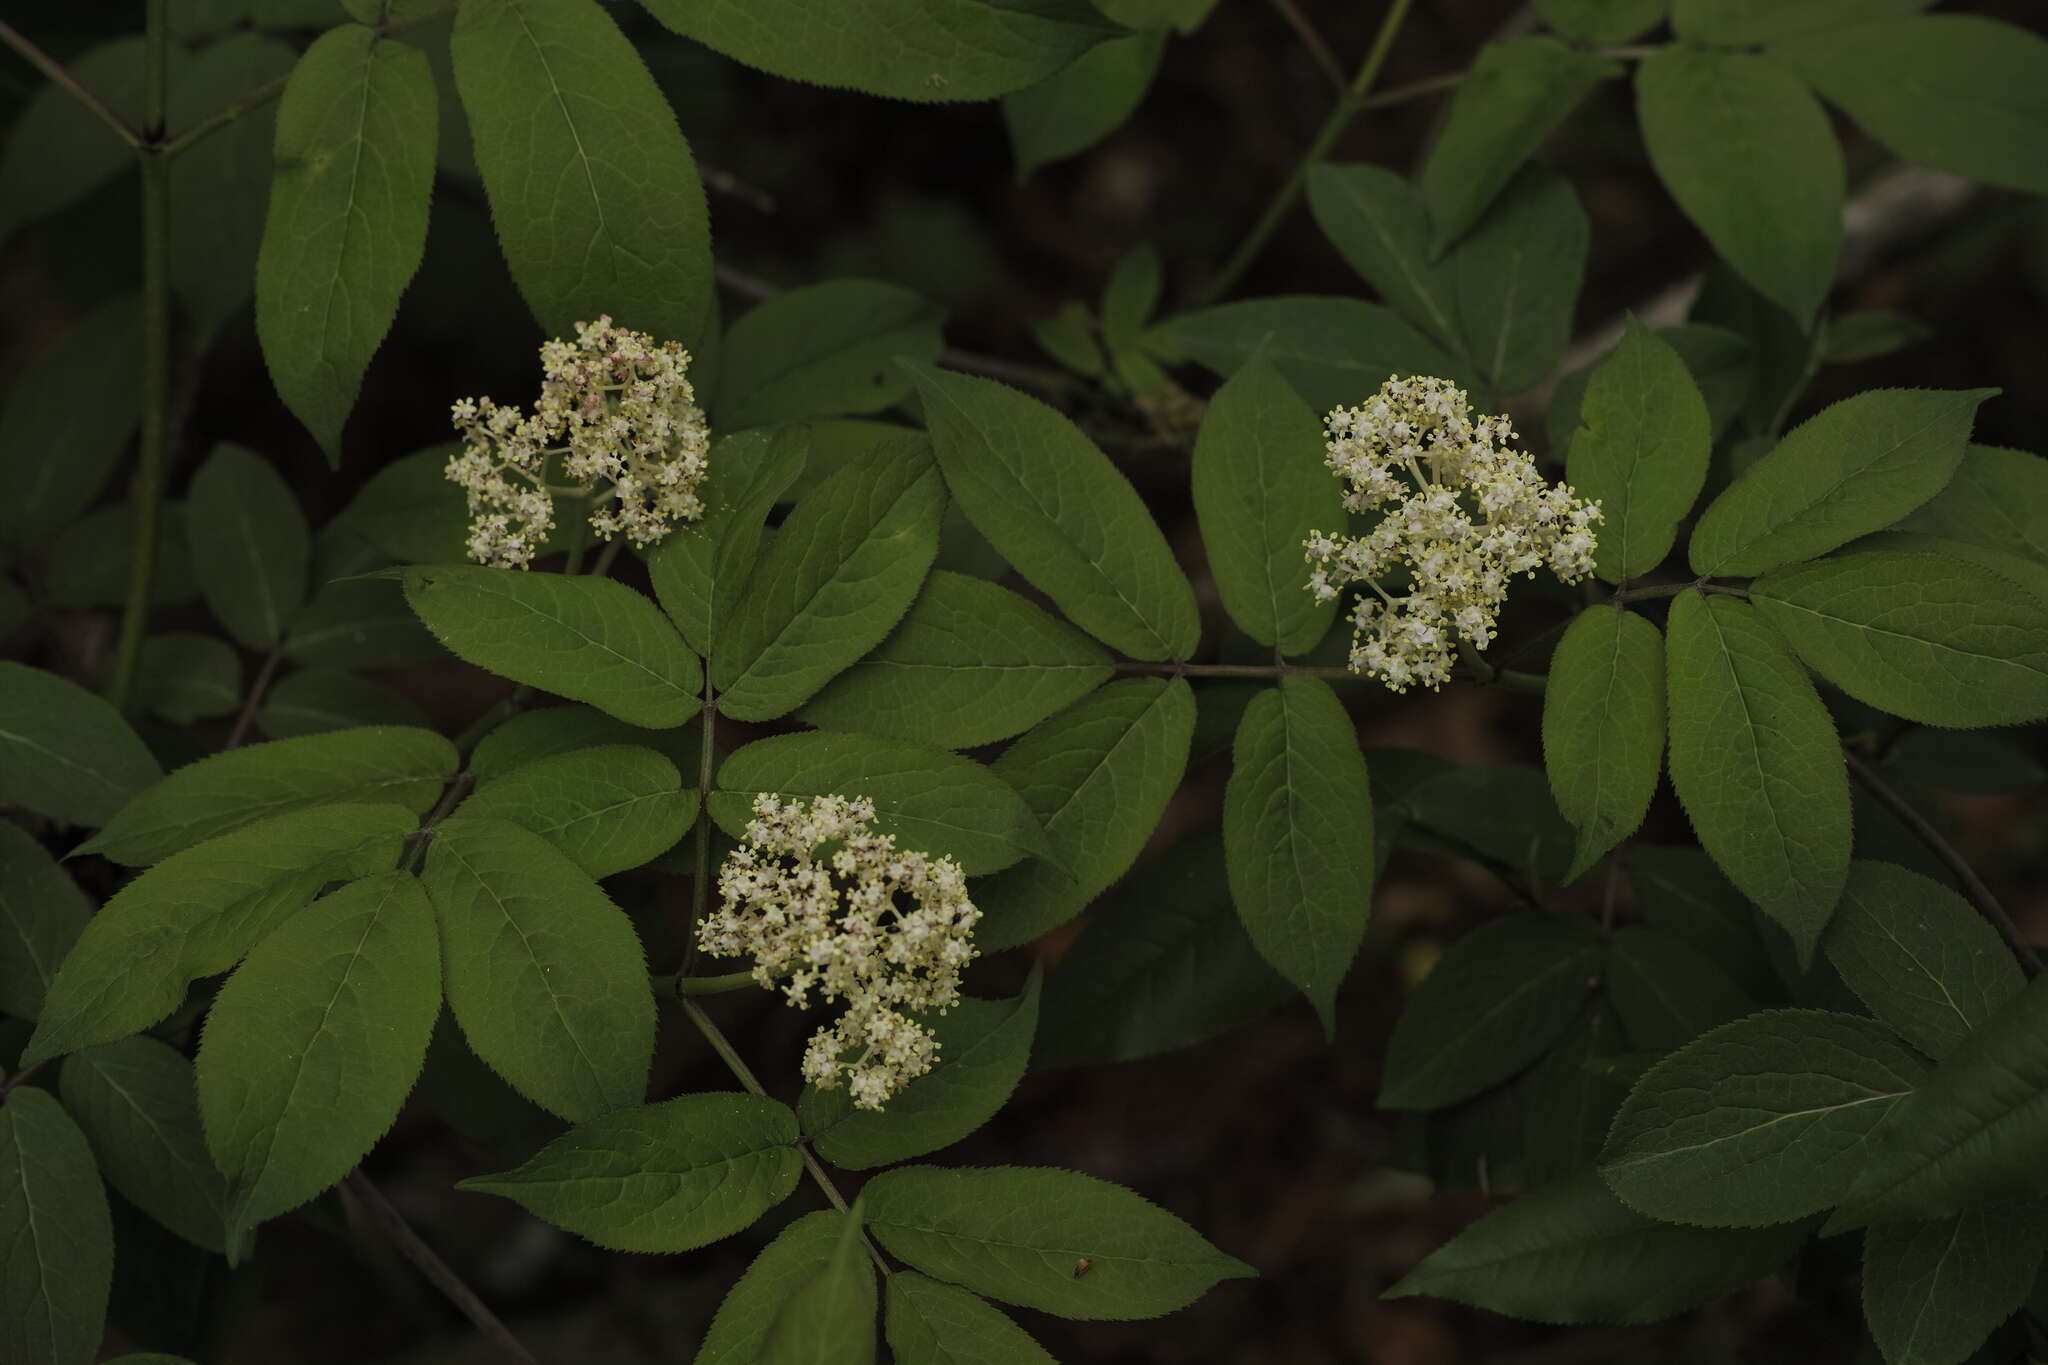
681, 668, 717, 975
1110, 657, 1545, 693
650, 970, 756, 997
0, 19, 144, 149
1196, 0, 1417, 307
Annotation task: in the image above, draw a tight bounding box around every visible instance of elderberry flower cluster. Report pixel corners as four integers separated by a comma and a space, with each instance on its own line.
1304, 376, 1601, 690
446, 315, 710, 568
698, 793, 981, 1110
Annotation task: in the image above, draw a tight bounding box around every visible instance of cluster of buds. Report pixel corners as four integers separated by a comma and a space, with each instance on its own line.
1305, 376, 1600, 690
699, 794, 981, 1111
446, 315, 710, 568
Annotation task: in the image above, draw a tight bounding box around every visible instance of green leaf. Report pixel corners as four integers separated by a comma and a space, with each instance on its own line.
24, 804, 415, 1066
1421, 38, 1619, 255
636, 0, 1120, 103
1151, 296, 1476, 417
59, 1037, 229, 1255
763, 1207, 877, 1365
717, 281, 944, 430
713, 438, 944, 721
1821, 310, 1932, 367
1535, 0, 1664, 43
1397, 762, 1578, 885
184, 444, 311, 649
1671, 0, 1934, 45
1551, 322, 1751, 456
1032, 835, 1291, 1068
1304, 163, 1464, 354
905, 362, 1198, 661
459, 1092, 801, 1251
454, 0, 713, 352
421, 816, 654, 1120
400, 565, 703, 728
1599, 1010, 1923, 1227
693, 1211, 844, 1365
0, 37, 142, 240
1823, 861, 2025, 1062
198, 870, 439, 1239
1691, 389, 1995, 578
40, 503, 195, 610
1191, 354, 1344, 654
335, 444, 472, 565
134, 635, 241, 725
799, 571, 1114, 748
1450, 164, 1587, 395
1636, 46, 1842, 327
0, 822, 91, 1022
83, 726, 454, 866
886, 1272, 1053, 1365
461, 744, 692, 878
645, 427, 809, 659
1604, 926, 1756, 1054
972, 677, 1195, 949
1832, 974, 2048, 1229
863, 1165, 1252, 1320
1385, 1172, 1811, 1324
0, 1087, 112, 1365
255, 25, 435, 461
1379, 913, 1601, 1111
1899, 444, 2048, 567
1753, 549, 2048, 727
710, 731, 1046, 875
1665, 592, 1850, 961
0, 295, 143, 548
801, 976, 1040, 1170
259, 667, 430, 738
468, 702, 703, 783
0, 663, 163, 829
1028, 304, 1107, 377
284, 536, 443, 670
1101, 244, 1163, 353
1566, 319, 1713, 583
1002, 31, 1164, 179
1522, 1001, 1632, 1184
1543, 607, 1665, 881
1222, 677, 1372, 1034
1863, 1205, 2048, 1365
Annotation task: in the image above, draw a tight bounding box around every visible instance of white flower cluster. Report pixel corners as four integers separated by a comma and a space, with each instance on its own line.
446, 315, 710, 568
1305, 376, 1601, 690
698, 793, 981, 1111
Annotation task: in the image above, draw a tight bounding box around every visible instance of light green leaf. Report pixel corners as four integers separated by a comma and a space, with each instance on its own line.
1566, 319, 1712, 583
1222, 677, 1372, 1034
1691, 388, 1994, 578
1550, 322, 1751, 455
1151, 296, 1476, 417
0, 822, 90, 1022
1665, 592, 1850, 961
1604, 926, 1755, 1054
645, 426, 810, 659
1003, 31, 1164, 179
0, 295, 142, 548
798, 571, 1114, 748
1305, 162, 1465, 354
863, 1165, 1252, 1320
636, 0, 1120, 103
1385, 1172, 1811, 1324
199, 871, 439, 1239
134, 635, 241, 725
459, 1092, 800, 1251
1535, 0, 1664, 43
693, 1211, 844, 1365
1636, 46, 1842, 327
718, 281, 943, 430
1421, 38, 1619, 255
83, 726, 454, 866
59, 1037, 229, 1255
906, 362, 1198, 661
972, 678, 1194, 949
335, 444, 473, 565
1542, 607, 1664, 881
0, 38, 142, 240
1600, 1010, 1923, 1227
1379, 913, 1601, 1111
462, 744, 692, 878
454, 0, 713, 352
421, 816, 654, 1121
710, 731, 1047, 875
1863, 1205, 2048, 1365
1832, 974, 2048, 1229
800, 976, 1039, 1170
1672, 0, 1935, 45
1753, 549, 2048, 727
1191, 354, 1344, 654
0, 1087, 111, 1365
1822, 861, 2025, 1062
713, 437, 944, 721
763, 1207, 877, 1365
0, 663, 163, 829
184, 444, 311, 649
468, 702, 703, 783
886, 1272, 1052, 1364
400, 565, 703, 728
259, 667, 430, 738
1898, 444, 2048, 566
255, 25, 435, 461
24, 804, 415, 1066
